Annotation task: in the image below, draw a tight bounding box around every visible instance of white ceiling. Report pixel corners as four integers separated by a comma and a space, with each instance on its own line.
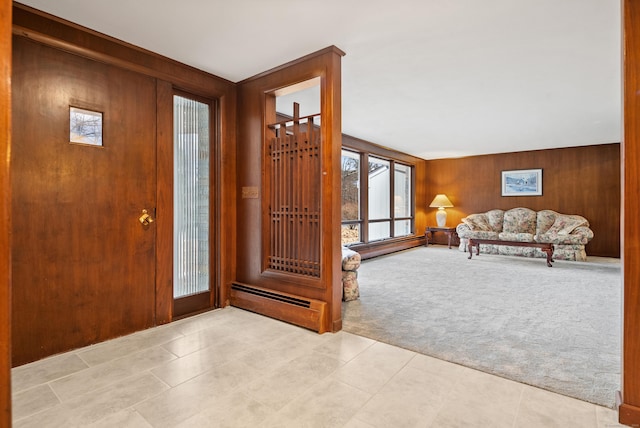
17, 0, 621, 160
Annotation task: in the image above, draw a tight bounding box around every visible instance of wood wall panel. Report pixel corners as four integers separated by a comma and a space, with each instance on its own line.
0, 0, 10, 423
11, 37, 158, 365
216, 86, 237, 308
12, 4, 233, 99
12, 4, 237, 319
621, 0, 640, 425
155, 79, 174, 323
425, 144, 620, 257
10, 5, 236, 365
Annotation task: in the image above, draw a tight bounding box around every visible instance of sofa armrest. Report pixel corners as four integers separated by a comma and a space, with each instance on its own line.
572, 226, 594, 241
535, 225, 594, 245
341, 247, 361, 271
456, 223, 471, 237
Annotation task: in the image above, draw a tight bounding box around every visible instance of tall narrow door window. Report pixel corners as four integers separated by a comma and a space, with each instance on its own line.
173, 95, 210, 299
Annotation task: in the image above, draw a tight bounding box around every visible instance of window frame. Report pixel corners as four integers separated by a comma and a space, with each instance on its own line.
341, 147, 416, 246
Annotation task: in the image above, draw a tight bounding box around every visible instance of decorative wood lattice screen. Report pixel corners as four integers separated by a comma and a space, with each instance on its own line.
267, 104, 321, 277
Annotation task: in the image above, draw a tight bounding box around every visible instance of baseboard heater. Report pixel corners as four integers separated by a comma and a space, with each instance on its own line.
230, 282, 327, 333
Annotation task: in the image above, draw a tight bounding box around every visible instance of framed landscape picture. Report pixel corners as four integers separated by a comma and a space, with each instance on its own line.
501, 169, 542, 196
70, 106, 103, 146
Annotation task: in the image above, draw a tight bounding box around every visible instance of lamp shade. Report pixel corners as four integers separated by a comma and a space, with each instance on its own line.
429, 194, 453, 208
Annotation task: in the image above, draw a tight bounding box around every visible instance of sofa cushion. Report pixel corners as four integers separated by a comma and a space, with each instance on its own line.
485, 209, 505, 232
503, 208, 537, 235
465, 230, 500, 240
536, 209, 559, 233
498, 232, 535, 242
546, 215, 588, 235
462, 214, 492, 231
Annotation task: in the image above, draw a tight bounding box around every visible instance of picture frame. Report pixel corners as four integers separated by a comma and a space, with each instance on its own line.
70, 106, 103, 146
501, 169, 542, 196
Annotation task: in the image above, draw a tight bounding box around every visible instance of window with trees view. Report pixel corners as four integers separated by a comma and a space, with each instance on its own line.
341, 149, 414, 245
341, 150, 360, 244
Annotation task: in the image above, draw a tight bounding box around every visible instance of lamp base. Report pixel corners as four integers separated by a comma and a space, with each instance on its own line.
436, 209, 447, 227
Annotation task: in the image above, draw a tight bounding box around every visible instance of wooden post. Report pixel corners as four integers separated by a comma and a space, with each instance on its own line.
621, 0, 640, 425
0, 0, 12, 425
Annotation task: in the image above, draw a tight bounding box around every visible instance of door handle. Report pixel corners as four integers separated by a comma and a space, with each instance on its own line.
139, 209, 154, 226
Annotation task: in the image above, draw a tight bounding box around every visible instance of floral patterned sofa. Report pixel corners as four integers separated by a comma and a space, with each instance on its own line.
342, 247, 361, 301
455, 207, 594, 261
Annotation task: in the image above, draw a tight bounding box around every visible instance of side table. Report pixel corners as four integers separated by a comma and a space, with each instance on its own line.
425, 226, 458, 249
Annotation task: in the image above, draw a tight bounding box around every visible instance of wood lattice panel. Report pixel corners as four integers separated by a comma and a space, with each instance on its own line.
267, 107, 321, 277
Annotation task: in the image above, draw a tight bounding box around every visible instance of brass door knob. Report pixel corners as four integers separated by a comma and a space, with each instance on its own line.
139, 209, 154, 226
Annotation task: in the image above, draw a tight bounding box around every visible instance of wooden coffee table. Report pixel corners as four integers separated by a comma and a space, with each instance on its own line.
467, 238, 554, 267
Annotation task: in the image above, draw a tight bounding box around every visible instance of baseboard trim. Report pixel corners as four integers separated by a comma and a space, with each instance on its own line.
230, 282, 328, 333
350, 237, 423, 260
618, 391, 640, 427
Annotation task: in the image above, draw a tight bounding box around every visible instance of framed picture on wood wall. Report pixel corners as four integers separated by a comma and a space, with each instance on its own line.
501, 169, 542, 196
70, 106, 103, 146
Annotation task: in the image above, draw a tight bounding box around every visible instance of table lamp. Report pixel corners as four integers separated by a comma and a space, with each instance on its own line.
429, 194, 454, 227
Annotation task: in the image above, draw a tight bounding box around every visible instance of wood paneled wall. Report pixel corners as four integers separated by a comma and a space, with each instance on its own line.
0, 0, 10, 423
425, 143, 620, 257
10, 4, 236, 362
621, 1, 640, 425
12, 37, 161, 365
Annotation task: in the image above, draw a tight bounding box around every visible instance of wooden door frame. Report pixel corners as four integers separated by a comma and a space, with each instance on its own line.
171, 89, 219, 318
620, 1, 640, 425
157, 84, 224, 322
0, 0, 11, 425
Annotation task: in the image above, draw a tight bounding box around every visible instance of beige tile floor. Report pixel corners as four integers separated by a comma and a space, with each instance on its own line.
11, 306, 626, 427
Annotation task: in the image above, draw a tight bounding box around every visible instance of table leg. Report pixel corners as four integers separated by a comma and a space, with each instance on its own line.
446, 231, 452, 249
425, 231, 432, 247
542, 246, 554, 267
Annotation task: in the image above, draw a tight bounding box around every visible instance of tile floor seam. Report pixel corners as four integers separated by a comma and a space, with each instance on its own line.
50, 350, 175, 403
343, 415, 369, 428
334, 381, 380, 428
281, 377, 373, 428
343, 345, 416, 397
62, 370, 168, 419
132, 406, 157, 428
45, 370, 95, 402
12, 384, 64, 423
422, 370, 462, 428
255, 367, 345, 415
511, 383, 526, 428
341, 332, 379, 354
12, 403, 56, 425
331, 377, 375, 399
75, 350, 94, 367
159, 342, 185, 359
146, 368, 174, 390
591, 404, 600, 428
44, 381, 66, 407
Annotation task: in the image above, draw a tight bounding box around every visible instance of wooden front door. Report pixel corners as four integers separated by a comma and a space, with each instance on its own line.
11, 37, 157, 365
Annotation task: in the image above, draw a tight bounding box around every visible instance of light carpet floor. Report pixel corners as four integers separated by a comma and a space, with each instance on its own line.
342, 246, 621, 408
